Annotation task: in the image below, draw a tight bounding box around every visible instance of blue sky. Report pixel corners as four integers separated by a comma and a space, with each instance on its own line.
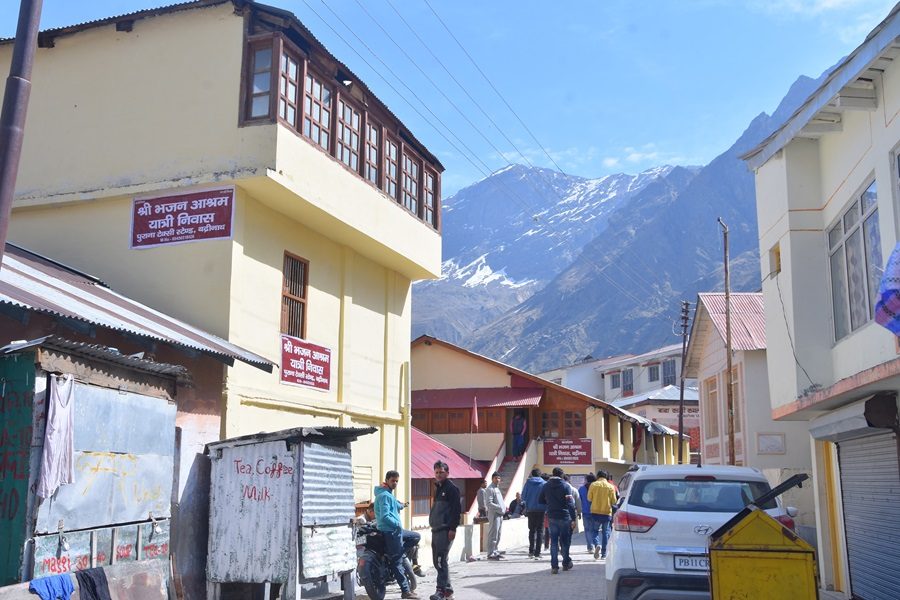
1, 0, 897, 195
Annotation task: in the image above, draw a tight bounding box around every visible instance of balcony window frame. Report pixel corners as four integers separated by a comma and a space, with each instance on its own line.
242, 36, 278, 124
384, 135, 400, 201
365, 119, 382, 187
302, 67, 333, 152
336, 96, 363, 173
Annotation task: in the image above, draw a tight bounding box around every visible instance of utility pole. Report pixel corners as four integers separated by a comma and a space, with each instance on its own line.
718, 217, 735, 465
677, 300, 690, 464
0, 0, 43, 267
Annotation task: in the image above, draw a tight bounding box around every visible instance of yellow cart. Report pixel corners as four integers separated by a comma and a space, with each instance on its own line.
709, 505, 818, 599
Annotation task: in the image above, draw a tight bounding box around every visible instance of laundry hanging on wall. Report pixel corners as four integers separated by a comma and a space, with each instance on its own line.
36, 374, 76, 499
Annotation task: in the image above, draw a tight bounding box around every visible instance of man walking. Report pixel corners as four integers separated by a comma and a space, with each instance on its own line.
429, 461, 461, 600
578, 473, 597, 553
588, 469, 618, 560
373, 470, 418, 599
539, 467, 576, 575
521, 468, 547, 559
486, 471, 505, 559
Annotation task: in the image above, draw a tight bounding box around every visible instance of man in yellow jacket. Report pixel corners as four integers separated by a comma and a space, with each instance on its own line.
587, 470, 618, 560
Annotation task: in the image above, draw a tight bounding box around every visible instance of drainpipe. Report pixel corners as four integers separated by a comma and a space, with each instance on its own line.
0, 0, 43, 267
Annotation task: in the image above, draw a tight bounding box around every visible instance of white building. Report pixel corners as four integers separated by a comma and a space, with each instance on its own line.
742, 5, 900, 598
539, 343, 686, 403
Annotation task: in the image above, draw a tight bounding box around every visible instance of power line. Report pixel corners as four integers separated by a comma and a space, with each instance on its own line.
422, 0, 567, 175
297, 0, 538, 219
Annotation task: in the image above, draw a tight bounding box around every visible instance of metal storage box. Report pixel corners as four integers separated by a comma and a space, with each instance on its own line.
206, 427, 374, 600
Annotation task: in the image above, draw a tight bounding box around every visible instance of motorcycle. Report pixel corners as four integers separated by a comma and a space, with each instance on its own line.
355, 521, 417, 600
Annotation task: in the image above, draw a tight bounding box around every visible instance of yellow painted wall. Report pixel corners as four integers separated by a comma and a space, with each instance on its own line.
7, 4, 274, 204
3, 3, 439, 510
411, 343, 511, 389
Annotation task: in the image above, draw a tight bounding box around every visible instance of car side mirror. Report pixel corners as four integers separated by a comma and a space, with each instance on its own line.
786, 506, 798, 518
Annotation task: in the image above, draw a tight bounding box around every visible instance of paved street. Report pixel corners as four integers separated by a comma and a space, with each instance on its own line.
366, 537, 609, 600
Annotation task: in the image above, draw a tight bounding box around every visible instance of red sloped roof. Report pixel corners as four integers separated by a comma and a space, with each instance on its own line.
410, 427, 486, 479
412, 387, 543, 410
698, 293, 766, 351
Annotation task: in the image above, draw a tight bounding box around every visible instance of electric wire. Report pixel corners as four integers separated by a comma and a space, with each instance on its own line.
422, 0, 567, 175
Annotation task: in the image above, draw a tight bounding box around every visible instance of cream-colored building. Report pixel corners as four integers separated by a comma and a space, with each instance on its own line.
684, 293, 814, 541
742, 5, 900, 598
2, 0, 441, 518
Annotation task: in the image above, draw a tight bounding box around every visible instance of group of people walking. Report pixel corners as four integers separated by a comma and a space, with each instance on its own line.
520, 467, 619, 574
364, 462, 619, 599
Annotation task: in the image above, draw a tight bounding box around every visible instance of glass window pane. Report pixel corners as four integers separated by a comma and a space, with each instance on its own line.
861, 181, 877, 213
845, 228, 868, 331
289, 60, 298, 80
287, 105, 295, 125
322, 86, 331, 104
251, 95, 269, 117
255, 48, 272, 70
305, 74, 312, 93
322, 132, 329, 147
843, 202, 860, 231
864, 210, 883, 316
828, 223, 842, 249
288, 82, 297, 101
253, 72, 270, 94
831, 250, 850, 340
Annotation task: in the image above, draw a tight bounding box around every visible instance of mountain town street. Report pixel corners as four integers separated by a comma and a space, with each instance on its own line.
366, 539, 608, 600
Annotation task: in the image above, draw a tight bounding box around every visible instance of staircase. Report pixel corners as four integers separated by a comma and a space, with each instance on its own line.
497, 457, 521, 498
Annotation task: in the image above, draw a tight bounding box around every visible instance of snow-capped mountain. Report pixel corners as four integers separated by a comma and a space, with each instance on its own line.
412, 165, 691, 344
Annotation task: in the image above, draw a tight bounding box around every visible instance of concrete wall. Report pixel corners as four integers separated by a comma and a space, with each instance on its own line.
411, 343, 510, 390
756, 75, 900, 409
431, 434, 504, 461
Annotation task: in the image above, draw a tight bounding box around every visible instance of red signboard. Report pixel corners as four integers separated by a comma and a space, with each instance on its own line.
280, 334, 332, 392
131, 187, 234, 249
542, 438, 593, 466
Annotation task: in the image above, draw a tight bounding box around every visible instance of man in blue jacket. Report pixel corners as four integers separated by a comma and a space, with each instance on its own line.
521, 468, 547, 559
374, 470, 418, 599
539, 467, 577, 575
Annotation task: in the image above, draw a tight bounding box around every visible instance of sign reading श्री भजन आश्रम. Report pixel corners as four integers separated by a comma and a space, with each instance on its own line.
130, 187, 234, 249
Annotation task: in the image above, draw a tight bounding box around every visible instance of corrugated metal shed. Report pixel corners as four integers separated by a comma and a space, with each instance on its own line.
697, 293, 767, 351
0, 335, 189, 379
410, 427, 485, 479
0, 243, 274, 371
412, 387, 544, 410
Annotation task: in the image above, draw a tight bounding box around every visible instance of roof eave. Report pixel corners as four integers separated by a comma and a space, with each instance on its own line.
743, 4, 900, 171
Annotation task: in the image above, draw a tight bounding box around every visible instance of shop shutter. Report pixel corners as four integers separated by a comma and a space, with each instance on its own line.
838, 432, 900, 600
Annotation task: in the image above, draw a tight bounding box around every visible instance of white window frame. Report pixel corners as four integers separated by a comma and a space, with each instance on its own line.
610, 373, 621, 389
826, 178, 882, 342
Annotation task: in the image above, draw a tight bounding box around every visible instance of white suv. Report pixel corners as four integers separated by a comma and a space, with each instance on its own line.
605, 464, 797, 600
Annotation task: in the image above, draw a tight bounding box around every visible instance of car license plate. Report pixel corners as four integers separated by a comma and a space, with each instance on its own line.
674, 554, 709, 571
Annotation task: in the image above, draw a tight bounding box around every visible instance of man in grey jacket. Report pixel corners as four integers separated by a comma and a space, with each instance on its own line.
486, 471, 505, 559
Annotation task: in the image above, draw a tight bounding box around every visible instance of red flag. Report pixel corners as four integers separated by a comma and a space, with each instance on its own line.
472, 394, 479, 432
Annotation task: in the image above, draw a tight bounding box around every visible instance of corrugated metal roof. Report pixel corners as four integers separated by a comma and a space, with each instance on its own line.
0, 243, 274, 371
0, 335, 190, 379
610, 384, 700, 409
412, 387, 544, 410
697, 293, 766, 351
410, 427, 485, 480
206, 426, 377, 452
